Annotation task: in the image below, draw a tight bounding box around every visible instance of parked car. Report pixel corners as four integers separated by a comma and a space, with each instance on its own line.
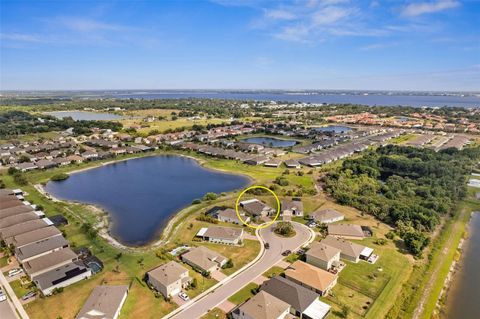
178, 292, 189, 301
21, 291, 36, 301
281, 250, 291, 256
0, 289, 6, 302
7, 268, 23, 277
264, 243, 270, 249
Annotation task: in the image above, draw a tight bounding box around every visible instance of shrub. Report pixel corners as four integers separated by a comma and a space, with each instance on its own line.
50, 173, 69, 181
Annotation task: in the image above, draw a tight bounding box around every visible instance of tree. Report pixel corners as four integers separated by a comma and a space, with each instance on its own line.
273, 222, 295, 237
203, 192, 218, 201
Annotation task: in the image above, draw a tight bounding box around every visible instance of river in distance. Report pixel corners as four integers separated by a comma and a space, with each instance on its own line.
45, 155, 250, 246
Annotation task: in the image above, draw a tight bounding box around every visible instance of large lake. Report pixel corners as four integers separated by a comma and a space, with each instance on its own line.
314, 125, 352, 133
444, 212, 480, 318
241, 137, 298, 148
46, 111, 123, 121
45, 155, 250, 246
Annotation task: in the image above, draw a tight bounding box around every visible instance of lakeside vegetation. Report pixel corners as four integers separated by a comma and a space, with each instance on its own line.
323, 145, 480, 255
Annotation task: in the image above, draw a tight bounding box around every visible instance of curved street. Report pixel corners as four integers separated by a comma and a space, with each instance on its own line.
165, 222, 314, 319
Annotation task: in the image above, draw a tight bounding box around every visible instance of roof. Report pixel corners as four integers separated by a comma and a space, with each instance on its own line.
33, 261, 90, 290
217, 208, 244, 221
236, 291, 290, 319
1, 219, 50, 240
147, 261, 189, 286
328, 224, 364, 238
0, 205, 34, 219
182, 246, 227, 271
310, 209, 344, 222
281, 199, 303, 212
202, 226, 243, 241
321, 235, 367, 259
5, 226, 62, 248
76, 285, 129, 319
15, 235, 69, 261
23, 247, 78, 276
285, 261, 337, 292
0, 212, 39, 229
307, 242, 341, 262
240, 199, 274, 216
0, 198, 25, 210
261, 276, 319, 312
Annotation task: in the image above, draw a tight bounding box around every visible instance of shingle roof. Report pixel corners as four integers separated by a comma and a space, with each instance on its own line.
1, 219, 50, 240
285, 261, 337, 292
203, 226, 243, 241
321, 235, 366, 259
328, 224, 364, 238
236, 291, 290, 319
5, 227, 62, 248
307, 241, 341, 262
310, 209, 344, 222
0, 205, 34, 219
0, 212, 39, 229
76, 285, 129, 319
15, 235, 68, 261
23, 247, 78, 276
147, 261, 189, 286
261, 276, 319, 312
181, 246, 227, 271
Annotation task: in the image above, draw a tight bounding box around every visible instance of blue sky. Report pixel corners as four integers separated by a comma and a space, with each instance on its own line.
1, 0, 479, 91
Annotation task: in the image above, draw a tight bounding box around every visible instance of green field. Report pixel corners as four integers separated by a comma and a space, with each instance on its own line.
227, 283, 259, 305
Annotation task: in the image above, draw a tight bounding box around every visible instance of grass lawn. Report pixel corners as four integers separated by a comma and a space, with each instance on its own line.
184, 266, 217, 298
0, 255, 9, 267
201, 308, 227, 319
227, 283, 259, 305
326, 283, 374, 317
10, 279, 34, 298
263, 266, 285, 278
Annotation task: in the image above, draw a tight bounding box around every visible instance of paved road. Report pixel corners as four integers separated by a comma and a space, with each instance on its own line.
0, 295, 19, 319
0, 272, 29, 319
166, 222, 313, 319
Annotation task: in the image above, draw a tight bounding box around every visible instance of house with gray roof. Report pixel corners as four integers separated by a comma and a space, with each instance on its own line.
261, 276, 331, 319
281, 199, 304, 217
75, 285, 129, 319
306, 242, 341, 271
0, 212, 40, 229
23, 247, 78, 278
321, 235, 373, 263
328, 224, 365, 240
196, 226, 243, 245
33, 261, 92, 296
240, 199, 276, 218
15, 234, 69, 263
217, 208, 250, 225
5, 226, 62, 248
310, 209, 344, 224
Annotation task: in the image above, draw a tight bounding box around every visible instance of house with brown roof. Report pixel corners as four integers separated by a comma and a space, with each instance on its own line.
321, 235, 373, 263
285, 261, 338, 296
146, 261, 191, 298
5, 226, 62, 248
181, 246, 227, 273
0, 218, 51, 240
0, 205, 34, 219
240, 199, 276, 217
15, 235, 69, 263
231, 291, 290, 319
306, 242, 341, 271
328, 224, 365, 240
196, 226, 244, 245
310, 209, 344, 224
75, 285, 129, 319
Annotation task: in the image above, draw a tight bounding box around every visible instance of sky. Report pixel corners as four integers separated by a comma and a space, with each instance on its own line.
0, 0, 479, 91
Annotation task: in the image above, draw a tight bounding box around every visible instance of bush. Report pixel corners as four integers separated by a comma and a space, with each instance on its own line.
273, 222, 295, 237
192, 199, 201, 205
13, 173, 28, 185
50, 173, 69, 181
203, 192, 218, 201
274, 176, 289, 186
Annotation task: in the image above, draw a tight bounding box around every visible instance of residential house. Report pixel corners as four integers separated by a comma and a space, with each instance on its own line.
261, 276, 331, 319
281, 199, 304, 217
181, 246, 228, 273
231, 291, 290, 319
240, 199, 276, 218
217, 208, 250, 225
75, 285, 129, 319
15, 235, 69, 263
328, 224, 365, 240
0, 218, 52, 241
0, 212, 40, 229
5, 226, 62, 248
35, 159, 58, 169
306, 242, 341, 271
310, 209, 344, 224
196, 226, 243, 245
321, 236, 373, 263
23, 247, 78, 278
285, 261, 338, 296
284, 159, 301, 169
146, 261, 191, 298
33, 261, 92, 296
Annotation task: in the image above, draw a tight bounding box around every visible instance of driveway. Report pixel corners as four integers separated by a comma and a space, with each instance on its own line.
165, 222, 313, 319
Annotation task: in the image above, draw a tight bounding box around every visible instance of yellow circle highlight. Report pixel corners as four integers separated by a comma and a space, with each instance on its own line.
235, 185, 280, 229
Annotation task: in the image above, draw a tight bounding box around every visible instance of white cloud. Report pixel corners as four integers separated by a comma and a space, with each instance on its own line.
312, 6, 352, 25
55, 17, 129, 32
265, 9, 297, 20
402, 0, 460, 17
0, 33, 46, 43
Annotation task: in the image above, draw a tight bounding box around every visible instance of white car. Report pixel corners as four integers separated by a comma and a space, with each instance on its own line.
178, 292, 189, 301
7, 268, 23, 277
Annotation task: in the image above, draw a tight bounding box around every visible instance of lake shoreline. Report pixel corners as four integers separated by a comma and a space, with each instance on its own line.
41, 152, 253, 250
